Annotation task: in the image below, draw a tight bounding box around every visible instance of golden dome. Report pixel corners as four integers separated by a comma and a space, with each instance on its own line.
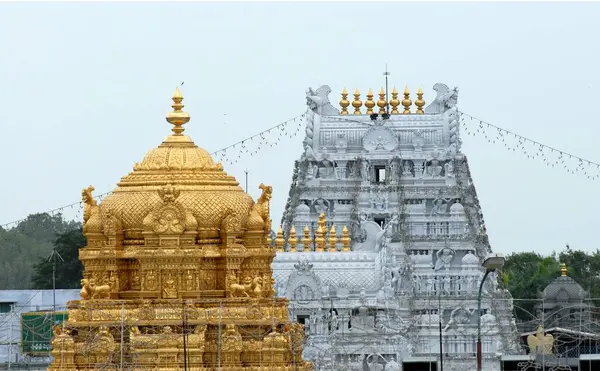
95, 87, 255, 238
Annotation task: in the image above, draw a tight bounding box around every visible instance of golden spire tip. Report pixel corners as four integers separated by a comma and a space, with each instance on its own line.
561, 263, 567, 276
166, 86, 190, 136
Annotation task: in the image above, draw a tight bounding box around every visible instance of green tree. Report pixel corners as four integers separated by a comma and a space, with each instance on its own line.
0, 212, 82, 289
31, 228, 85, 289
502, 251, 561, 321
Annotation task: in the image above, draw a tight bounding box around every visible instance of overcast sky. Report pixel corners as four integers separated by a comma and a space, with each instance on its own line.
0, 2, 598, 256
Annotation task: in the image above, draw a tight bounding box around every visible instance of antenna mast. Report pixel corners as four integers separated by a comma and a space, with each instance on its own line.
244, 169, 249, 193
47, 245, 64, 324
383, 63, 391, 113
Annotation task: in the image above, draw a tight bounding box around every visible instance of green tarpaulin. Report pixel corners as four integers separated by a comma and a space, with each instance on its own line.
21, 311, 68, 354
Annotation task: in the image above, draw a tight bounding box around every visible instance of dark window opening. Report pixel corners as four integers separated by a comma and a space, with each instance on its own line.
374, 166, 386, 183
0, 302, 14, 313
374, 218, 385, 227
296, 315, 309, 325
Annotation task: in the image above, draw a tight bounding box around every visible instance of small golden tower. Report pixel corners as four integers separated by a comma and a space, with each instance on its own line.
315, 213, 327, 252
415, 87, 425, 114
301, 225, 313, 252
328, 225, 338, 252
275, 226, 285, 252
561, 263, 568, 276
389, 87, 400, 114
288, 225, 298, 252
402, 86, 412, 114
377, 87, 387, 114
339, 87, 350, 115
365, 88, 376, 115
352, 88, 363, 115
49, 87, 312, 371
341, 225, 351, 252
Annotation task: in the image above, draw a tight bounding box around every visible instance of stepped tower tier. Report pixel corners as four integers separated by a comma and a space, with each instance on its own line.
272, 84, 520, 371
50, 88, 312, 371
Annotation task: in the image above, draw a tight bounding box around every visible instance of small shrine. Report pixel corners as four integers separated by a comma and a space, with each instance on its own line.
48, 88, 312, 371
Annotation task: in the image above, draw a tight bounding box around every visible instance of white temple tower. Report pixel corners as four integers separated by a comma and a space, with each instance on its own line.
271, 84, 521, 371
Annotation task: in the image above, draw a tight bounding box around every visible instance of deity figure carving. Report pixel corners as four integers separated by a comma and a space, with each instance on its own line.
464, 275, 476, 295
313, 198, 330, 216
370, 188, 388, 211
412, 273, 421, 294
131, 271, 141, 290
445, 161, 455, 179
442, 274, 452, 295
424, 159, 443, 178
426, 276, 436, 294
94, 325, 115, 352
402, 160, 413, 177
375, 215, 398, 252
145, 270, 157, 291
162, 273, 178, 299
330, 311, 339, 334
294, 284, 314, 303
430, 192, 453, 217
222, 324, 243, 352
185, 270, 195, 291
434, 246, 455, 271
361, 160, 370, 182
335, 132, 348, 150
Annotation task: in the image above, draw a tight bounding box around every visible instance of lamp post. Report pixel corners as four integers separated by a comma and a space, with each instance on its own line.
476, 253, 505, 371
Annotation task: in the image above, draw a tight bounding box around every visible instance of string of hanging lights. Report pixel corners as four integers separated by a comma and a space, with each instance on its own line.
459, 111, 600, 180
2, 110, 598, 230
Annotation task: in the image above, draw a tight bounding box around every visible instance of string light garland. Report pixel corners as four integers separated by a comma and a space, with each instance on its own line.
2, 110, 598, 229
459, 111, 600, 180
0, 114, 304, 230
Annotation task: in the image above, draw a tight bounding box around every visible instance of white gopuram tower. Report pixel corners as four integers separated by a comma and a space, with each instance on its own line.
271, 84, 521, 371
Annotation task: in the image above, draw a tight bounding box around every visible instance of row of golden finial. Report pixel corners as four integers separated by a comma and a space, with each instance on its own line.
271, 213, 351, 253
339, 86, 425, 115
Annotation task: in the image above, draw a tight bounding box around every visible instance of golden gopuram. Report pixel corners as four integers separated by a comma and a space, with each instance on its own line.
49, 88, 313, 371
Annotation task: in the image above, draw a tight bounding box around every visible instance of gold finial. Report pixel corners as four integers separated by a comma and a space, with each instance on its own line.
339, 88, 350, 115
561, 263, 567, 276
301, 225, 313, 252
315, 213, 327, 252
352, 88, 363, 115
402, 86, 412, 114
415, 87, 425, 114
166, 87, 190, 136
328, 225, 338, 252
315, 225, 326, 252
275, 226, 285, 252
390, 87, 400, 114
365, 88, 375, 115
377, 87, 387, 114
288, 225, 298, 252
341, 225, 351, 252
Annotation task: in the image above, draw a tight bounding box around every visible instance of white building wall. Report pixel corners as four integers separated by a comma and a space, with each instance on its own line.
0, 289, 79, 366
